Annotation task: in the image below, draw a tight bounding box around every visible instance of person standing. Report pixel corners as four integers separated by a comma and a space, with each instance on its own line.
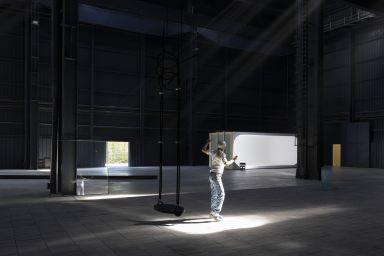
202, 139, 238, 221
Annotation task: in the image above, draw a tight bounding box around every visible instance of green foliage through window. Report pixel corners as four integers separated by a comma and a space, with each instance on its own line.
106, 142, 129, 165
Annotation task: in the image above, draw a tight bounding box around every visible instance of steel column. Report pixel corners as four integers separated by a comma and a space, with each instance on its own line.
24, 0, 31, 169
60, 0, 78, 195
295, 0, 323, 180
50, 0, 62, 194
139, 33, 146, 165
24, 0, 39, 170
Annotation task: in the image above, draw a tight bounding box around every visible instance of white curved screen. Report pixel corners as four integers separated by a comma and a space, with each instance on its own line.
232, 134, 297, 169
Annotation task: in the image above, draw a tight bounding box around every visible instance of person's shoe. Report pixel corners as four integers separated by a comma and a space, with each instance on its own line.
209, 212, 217, 219
209, 212, 223, 221
215, 214, 223, 221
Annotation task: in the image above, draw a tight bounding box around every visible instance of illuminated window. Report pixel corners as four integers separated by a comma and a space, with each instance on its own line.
106, 141, 129, 166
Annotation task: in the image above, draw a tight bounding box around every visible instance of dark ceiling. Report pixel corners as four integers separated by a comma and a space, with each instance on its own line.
80, 0, 383, 31
0, 0, 382, 15
346, 0, 384, 13
81, 0, 296, 29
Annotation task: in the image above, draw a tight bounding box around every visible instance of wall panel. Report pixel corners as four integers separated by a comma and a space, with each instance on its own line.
0, 9, 294, 168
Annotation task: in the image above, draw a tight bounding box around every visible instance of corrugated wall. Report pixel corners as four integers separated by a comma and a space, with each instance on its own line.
323, 18, 384, 168
0, 6, 295, 169
323, 29, 350, 121
76, 24, 295, 167
0, 7, 25, 168
192, 41, 293, 165
355, 21, 384, 168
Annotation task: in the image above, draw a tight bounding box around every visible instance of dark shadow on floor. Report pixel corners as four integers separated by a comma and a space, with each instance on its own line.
134, 217, 214, 226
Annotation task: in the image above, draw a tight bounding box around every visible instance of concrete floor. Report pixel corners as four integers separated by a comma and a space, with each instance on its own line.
1, 166, 384, 255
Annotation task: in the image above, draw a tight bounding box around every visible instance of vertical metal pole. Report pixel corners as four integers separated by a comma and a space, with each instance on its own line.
158, 22, 166, 201
139, 34, 146, 165
90, 25, 95, 165
286, 56, 290, 120
158, 58, 164, 201
176, 7, 182, 205
224, 49, 228, 130
157, 7, 168, 202
187, 0, 195, 165
258, 71, 263, 130
24, 0, 31, 169
176, 66, 181, 206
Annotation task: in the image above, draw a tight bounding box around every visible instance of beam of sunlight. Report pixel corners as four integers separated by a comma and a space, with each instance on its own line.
77, 193, 159, 200
76, 192, 187, 201
167, 215, 270, 234
165, 205, 349, 235
228, 0, 323, 86
183, 0, 325, 128
182, 2, 299, 123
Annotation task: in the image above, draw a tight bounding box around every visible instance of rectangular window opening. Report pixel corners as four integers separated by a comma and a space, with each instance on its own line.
106, 141, 129, 167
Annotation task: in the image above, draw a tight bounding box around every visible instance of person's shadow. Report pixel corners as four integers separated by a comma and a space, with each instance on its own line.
134, 217, 214, 226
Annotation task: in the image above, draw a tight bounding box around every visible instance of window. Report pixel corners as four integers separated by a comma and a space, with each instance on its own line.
106, 141, 129, 166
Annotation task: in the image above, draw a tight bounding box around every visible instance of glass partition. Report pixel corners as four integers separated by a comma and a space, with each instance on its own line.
75, 140, 156, 196
76, 140, 109, 195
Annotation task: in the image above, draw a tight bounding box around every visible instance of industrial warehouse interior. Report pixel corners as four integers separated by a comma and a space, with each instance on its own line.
1, 0, 384, 255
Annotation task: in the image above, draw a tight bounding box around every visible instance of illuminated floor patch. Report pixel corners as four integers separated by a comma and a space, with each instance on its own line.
166, 215, 270, 235
77, 193, 158, 200
165, 205, 350, 235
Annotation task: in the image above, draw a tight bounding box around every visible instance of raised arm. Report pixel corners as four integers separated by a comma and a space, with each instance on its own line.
224, 155, 239, 166
201, 139, 211, 155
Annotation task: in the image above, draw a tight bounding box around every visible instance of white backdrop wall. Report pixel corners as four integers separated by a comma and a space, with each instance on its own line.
209, 132, 297, 169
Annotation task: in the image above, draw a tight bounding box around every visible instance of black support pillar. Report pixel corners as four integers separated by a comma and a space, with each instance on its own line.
24, 0, 32, 169
50, 0, 62, 194
295, 0, 323, 179
50, 0, 78, 195
24, 0, 39, 170
61, 0, 78, 194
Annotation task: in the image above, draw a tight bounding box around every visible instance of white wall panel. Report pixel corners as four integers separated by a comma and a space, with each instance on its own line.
210, 132, 297, 169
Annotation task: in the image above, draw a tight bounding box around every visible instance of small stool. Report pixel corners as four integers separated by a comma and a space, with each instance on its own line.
239, 162, 246, 170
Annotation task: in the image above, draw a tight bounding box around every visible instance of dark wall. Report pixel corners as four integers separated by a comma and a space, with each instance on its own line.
0, 7, 26, 169
192, 42, 294, 165
76, 25, 295, 166
323, 17, 384, 168
323, 122, 370, 167
0, 5, 295, 169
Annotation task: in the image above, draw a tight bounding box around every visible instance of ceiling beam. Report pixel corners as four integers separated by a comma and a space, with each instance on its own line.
79, 3, 293, 55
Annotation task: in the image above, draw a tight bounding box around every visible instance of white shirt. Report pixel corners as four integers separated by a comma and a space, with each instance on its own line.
208, 150, 234, 174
